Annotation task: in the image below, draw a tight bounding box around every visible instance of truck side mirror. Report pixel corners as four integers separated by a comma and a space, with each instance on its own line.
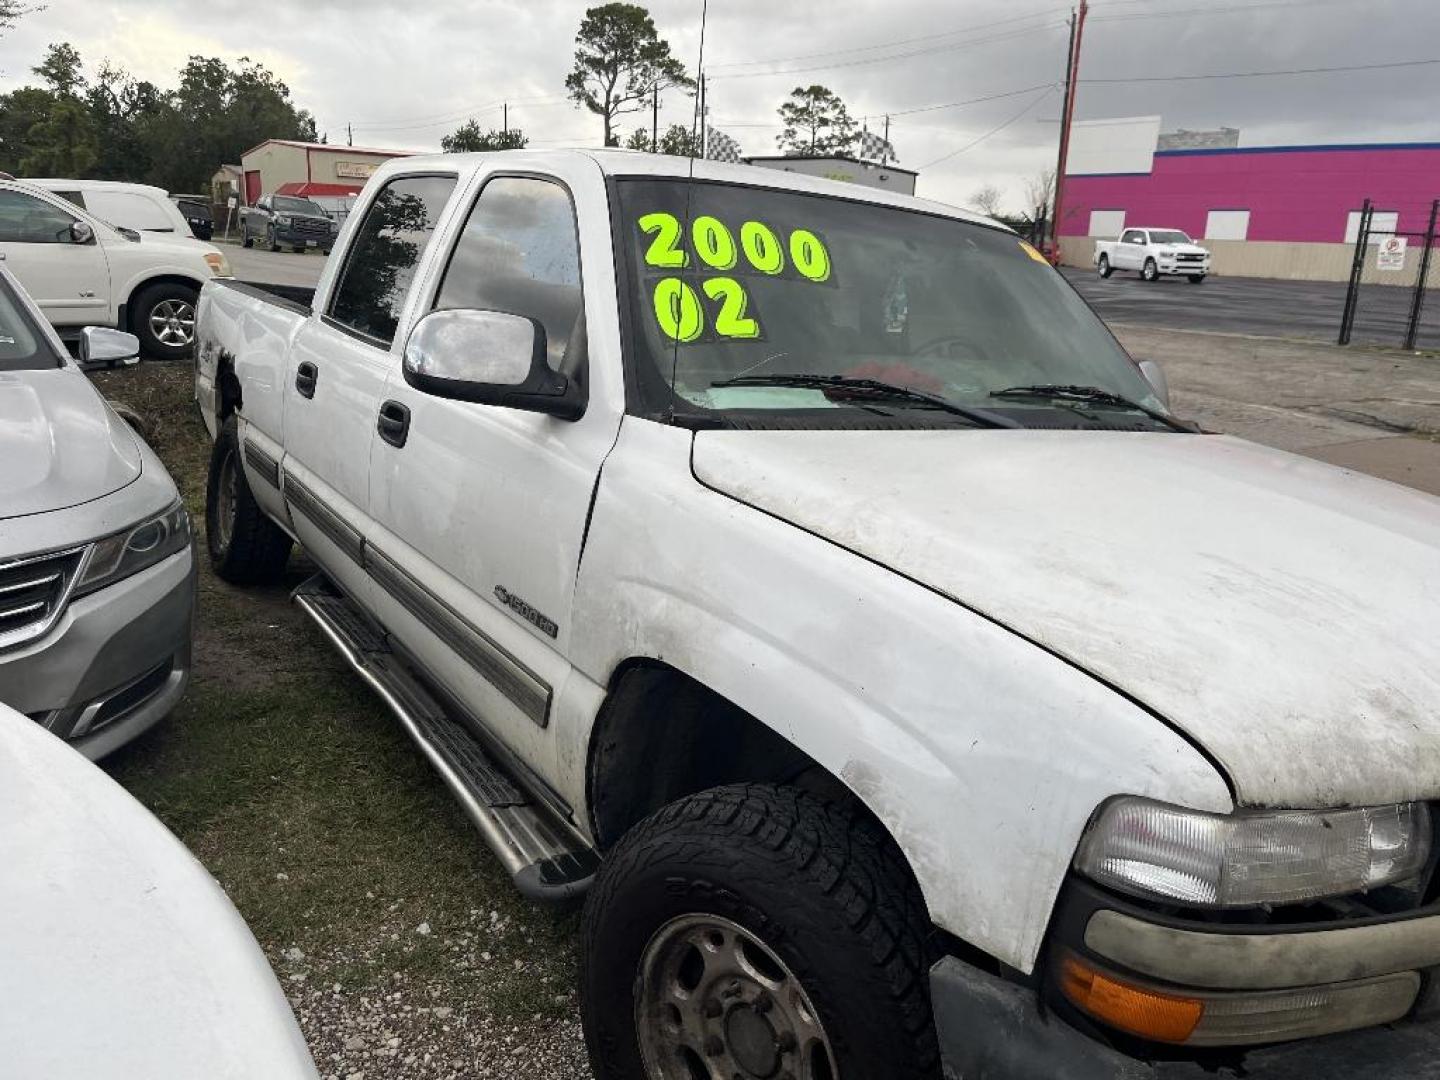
79, 326, 141, 369
1137, 358, 1170, 410
69, 220, 94, 244
402, 309, 585, 421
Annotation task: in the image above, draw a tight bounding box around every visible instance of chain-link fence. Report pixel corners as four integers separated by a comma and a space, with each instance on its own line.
1338, 198, 1440, 350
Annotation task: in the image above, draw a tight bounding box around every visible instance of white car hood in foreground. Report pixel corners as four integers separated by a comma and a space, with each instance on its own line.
0, 707, 317, 1079
692, 429, 1440, 809
0, 366, 141, 520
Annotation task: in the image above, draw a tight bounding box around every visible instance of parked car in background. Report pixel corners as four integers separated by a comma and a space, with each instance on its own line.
1095, 226, 1211, 282
0, 178, 231, 359
239, 193, 338, 253
197, 150, 1440, 1079
0, 699, 318, 1079
170, 192, 215, 240
0, 266, 195, 759
31, 178, 195, 237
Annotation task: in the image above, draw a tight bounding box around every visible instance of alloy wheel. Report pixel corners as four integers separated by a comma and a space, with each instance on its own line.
148, 298, 196, 347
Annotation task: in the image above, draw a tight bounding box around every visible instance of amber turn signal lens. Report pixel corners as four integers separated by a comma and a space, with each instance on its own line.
1061, 953, 1204, 1044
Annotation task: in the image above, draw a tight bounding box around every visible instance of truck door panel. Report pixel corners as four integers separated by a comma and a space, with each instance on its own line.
367, 166, 623, 781
280, 173, 459, 605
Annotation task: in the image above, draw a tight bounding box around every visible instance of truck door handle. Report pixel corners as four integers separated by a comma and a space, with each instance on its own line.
377, 400, 410, 448
295, 361, 318, 398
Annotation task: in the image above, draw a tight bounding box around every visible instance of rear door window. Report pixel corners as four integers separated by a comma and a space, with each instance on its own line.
326, 174, 458, 346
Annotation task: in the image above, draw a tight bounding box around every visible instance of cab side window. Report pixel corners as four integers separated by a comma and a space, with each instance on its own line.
327, 175, 458, 345
434, 177, 583, 372
0, 190, 77, 244
1121, 230, 1144, 245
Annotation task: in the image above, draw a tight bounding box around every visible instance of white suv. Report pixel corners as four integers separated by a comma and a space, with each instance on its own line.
0, 179, 231, 359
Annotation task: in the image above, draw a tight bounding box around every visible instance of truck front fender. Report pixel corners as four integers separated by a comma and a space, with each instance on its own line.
567, 418, 1231, 974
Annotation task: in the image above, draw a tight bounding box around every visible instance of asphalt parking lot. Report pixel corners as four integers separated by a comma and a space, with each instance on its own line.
1063, 266, 1440, 351
222, 241, 330, 289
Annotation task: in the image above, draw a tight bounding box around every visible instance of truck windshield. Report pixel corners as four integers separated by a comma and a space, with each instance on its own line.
1148, 230, 1191, 245
615, 179, 1165, 427
275, 196, 326, 215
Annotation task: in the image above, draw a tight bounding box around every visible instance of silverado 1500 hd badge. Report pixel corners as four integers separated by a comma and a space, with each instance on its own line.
493, 586, 559, 639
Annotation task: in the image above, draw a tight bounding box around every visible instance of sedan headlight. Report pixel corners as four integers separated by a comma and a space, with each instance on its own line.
1075, 796, 1431, 908
274, 214, 292, 226
73, 502, 191, 597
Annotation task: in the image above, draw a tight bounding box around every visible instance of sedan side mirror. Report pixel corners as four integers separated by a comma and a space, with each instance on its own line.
402, 309, 585, 421
69, 220, 94, 245
79, 326, 141, 368
1137, 358, 1170, 410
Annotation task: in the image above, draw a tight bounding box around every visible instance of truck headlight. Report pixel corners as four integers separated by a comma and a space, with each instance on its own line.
1074, 796, 1431, 908
275, 214, 292, 226
73, 502, 191, 597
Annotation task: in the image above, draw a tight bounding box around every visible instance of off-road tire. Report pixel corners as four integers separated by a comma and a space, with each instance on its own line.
131, 281, 199, 361
1142, 257, 1159, 282
580, 782, 940, 1080
205, 416, 292, 585
1098, 253, 1113, 278
1187, 273, 1205, 284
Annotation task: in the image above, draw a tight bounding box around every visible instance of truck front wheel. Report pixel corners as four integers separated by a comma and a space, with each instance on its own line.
1142, 257, 1160, 282
581, 783, 940, 1080
205, 416, 293, 585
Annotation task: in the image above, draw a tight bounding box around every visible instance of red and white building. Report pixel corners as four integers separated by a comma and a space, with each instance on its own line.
238, 139, 415, 210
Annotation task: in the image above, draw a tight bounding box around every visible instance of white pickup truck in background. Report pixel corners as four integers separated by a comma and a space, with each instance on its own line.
1095, 226, 1211, 282
195, 150, 1440, 1080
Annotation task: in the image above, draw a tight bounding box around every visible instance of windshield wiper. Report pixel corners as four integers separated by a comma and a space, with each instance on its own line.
989, 383, 1195, 432
711, 373, 1020, 429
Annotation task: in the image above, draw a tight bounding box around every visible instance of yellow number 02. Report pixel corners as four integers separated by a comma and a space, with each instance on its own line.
638, 212, 689, 268
703, 278, 761, 339
653, 278, 704, 341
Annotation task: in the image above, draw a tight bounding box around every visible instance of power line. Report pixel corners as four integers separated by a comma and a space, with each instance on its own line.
917, 86, 1057, 170
1080, 56, 1440, 83
888, 82, 1059, 119
1091, 0, 1364, 21
707, 6, 1067, 71
708, 22, 1066, 81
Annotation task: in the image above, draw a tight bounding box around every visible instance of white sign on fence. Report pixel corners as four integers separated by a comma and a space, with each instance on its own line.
1377, 235, 1407, 272
227, 195, 237, 208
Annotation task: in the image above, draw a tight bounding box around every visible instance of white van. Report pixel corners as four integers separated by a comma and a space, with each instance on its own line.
28, 179, 196, 238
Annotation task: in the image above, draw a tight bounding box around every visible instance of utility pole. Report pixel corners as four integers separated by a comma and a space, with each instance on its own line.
346, 122, 353, 147
1050, 0, 1087, 262
503, 102, 508, 137
883, 114, 891, 164
699, 73, 707, 158
652, 86, 659, 150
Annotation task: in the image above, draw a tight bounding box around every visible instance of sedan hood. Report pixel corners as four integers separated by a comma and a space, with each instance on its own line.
0, 366, 142, 520
0, 706, 318, 1078
692, 429, 1440, 808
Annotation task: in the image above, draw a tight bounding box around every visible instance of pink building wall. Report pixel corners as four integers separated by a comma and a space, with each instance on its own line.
1060, 144, 1440, 242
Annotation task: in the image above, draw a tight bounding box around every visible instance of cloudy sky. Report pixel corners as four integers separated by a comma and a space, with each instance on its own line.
2, 0, 1437, 211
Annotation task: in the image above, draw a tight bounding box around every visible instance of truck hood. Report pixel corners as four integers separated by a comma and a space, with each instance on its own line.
0, 367, 142, 520
0, 705, 318, 1078
692, 429, 1440, 808
1164, 243, 1209, 255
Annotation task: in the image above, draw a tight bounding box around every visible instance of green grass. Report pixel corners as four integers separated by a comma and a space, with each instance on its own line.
89, 363, 580, 1027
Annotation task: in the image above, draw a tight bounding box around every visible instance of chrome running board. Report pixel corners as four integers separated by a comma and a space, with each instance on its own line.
293, 575, 596, 901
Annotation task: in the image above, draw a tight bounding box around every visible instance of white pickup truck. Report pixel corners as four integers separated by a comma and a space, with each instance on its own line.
1095, 227, 1211, 282
194, 150, 1440, 1080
